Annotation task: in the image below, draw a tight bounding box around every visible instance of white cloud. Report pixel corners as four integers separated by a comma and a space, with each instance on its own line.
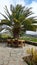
14, 0, 25, 6
0, 0, 37, 19
28, 1, 37, 17
0, 0, 25, 19
0, 0, 10, 19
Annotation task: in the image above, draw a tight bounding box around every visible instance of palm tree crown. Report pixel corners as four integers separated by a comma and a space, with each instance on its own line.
0, 4, 37, 38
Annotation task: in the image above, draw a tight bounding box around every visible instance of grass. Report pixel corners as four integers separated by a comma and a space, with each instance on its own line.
19, 35, 37, 42
0, 34, 37, 42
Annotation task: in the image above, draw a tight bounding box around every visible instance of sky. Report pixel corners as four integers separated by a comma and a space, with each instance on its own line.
0, 0, 37, 19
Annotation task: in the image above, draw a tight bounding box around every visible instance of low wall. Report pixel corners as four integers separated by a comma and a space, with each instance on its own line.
25, 41, 37, 46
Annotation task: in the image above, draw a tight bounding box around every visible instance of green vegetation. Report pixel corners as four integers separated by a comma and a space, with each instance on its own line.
0, 34, 13, 39
0, 4, 37, 47
0, 4, 37, 39
23, 47, 37, 65
19, 36, 37, 42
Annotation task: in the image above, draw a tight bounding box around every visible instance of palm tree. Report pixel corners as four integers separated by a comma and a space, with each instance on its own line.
0, 4, 36, 39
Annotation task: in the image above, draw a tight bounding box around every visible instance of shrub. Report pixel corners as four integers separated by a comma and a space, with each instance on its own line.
23, 47, 37, 65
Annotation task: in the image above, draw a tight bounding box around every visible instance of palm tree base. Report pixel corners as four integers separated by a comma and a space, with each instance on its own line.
7, 39, 25, 48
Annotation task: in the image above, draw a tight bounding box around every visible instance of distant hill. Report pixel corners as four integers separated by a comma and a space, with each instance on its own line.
26, 31, 37, 37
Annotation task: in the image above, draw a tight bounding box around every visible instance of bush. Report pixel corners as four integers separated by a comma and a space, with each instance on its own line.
23, 47, 37, 65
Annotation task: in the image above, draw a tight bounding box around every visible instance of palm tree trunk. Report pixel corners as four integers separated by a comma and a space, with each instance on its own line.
13, 28, 20, 39
13, 32, 20, 39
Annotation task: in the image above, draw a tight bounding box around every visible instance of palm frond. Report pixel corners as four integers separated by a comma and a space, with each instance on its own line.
4, 5, 10, 17
0, 13, 8, 20
0, 19, 12, 26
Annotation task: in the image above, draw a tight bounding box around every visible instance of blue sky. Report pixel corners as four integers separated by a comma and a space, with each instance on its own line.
25, 0, 37, 4
25, 0, 32, 4
0, 0, 37, 19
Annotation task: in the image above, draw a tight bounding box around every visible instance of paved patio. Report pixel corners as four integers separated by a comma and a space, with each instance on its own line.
0, 46, 28, 65
0, 43, 37, 65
